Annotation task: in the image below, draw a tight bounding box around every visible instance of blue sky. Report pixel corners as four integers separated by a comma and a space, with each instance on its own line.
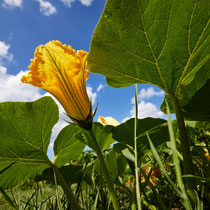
0, 0, 166, 158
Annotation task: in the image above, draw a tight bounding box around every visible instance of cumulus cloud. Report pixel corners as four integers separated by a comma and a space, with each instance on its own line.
131, 87, 164, 104
97, 84, 105, 92
78, 0, 94, 6
0, 41, 13, 64
0, 69, 43, 102
42, 92, 69, 139
132, 101, 164, 118
2, 0, 23, 8
122, 87, 165, 122
87, 86, 97, 105
122, 101, 164, 122
0, 42, 40, 103
36, 0, 57, 16
60, 0, 94, 7
59, 0, 75, 7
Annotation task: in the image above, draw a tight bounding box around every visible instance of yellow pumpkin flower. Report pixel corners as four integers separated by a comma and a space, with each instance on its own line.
98, 116, 120, 126
21, 40, 92, 129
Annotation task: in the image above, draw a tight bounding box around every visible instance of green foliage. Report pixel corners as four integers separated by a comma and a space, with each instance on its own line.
88, 0, 209, 106
182, 79, 210, 121
161, 78, 210, 121
0, 97, 58, 189
35, 165, 83, 186
0, 0, 209, 209
105, 149, 127, 181
112, 118, 169, 156
53, 125, 86, 167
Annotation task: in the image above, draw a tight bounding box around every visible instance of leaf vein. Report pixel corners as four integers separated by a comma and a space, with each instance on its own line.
90, 58, 167, 91
157, 0, 175, 60
175, 18, 210, 95
9, 119, 42, 151
0, 145, 19, 158
136, 1, 168, 91
102, 19, 156, 65
188, 1, 198, 56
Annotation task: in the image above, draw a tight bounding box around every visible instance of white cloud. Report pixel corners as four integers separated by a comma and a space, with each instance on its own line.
2, 0, 23, 8
0, 69, 43, 102
0, 66, 7, 74
131, 87, 164, 104
0, 41, 13, 64
59, 0, 75, 7
36, 0, 57, 16
87, 86, 97, 105
131, 101, 164, 118
60, 0, 94, 7
0, 41, 41, 102
122, 101, 165, 123
97, 84, 105, 92
43, 93, 69, 138
78, 0, 94, 6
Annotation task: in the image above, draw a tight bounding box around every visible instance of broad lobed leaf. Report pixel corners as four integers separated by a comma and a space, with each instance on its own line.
0, 97, 58, 189
35, 165, 83, 186
53, 125, 86, 167
112, 118, 170, 155
88, 0, 209, 106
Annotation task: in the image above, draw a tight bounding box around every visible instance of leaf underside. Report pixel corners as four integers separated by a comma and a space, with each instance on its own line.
0, 97, 58, 189
88, 0, 209, 106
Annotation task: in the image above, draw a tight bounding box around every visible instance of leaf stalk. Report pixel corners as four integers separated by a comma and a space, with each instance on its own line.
172, 96, 196, 190
134, 84, 142, 210
51, 164, 81, 210
87, 129, 120, 210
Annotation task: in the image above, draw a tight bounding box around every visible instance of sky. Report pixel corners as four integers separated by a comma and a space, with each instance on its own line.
0, 0, 166, 158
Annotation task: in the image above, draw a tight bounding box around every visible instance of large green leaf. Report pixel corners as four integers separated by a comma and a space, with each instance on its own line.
88, 0, 209, 104
105, 148, 127, 181
161, 78, 210, 121
0, 97, 58, 189
105, 149, 118, 180
53, 125, 86, 167
35, 165, 83, 186
112, 118, 170, 154
182, 79, 210, 121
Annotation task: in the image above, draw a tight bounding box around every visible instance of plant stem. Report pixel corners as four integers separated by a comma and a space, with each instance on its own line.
88, 129, 120, 210
134, 84, 142, 210
166, 100, 192, 209
172, 96, 196, 190
53, 167, 62, 210
51, 164, 81, 210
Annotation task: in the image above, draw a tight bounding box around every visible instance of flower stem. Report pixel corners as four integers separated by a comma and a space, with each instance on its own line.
51, 164, 81, 210
134, 84, 142, 210
88, 129, 120, 210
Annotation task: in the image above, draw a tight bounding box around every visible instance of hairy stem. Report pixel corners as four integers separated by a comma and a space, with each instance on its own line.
172, 96, 196, 190
88, 129, 120, 210
51, 164, 81, 210
134, 84, 142, 210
